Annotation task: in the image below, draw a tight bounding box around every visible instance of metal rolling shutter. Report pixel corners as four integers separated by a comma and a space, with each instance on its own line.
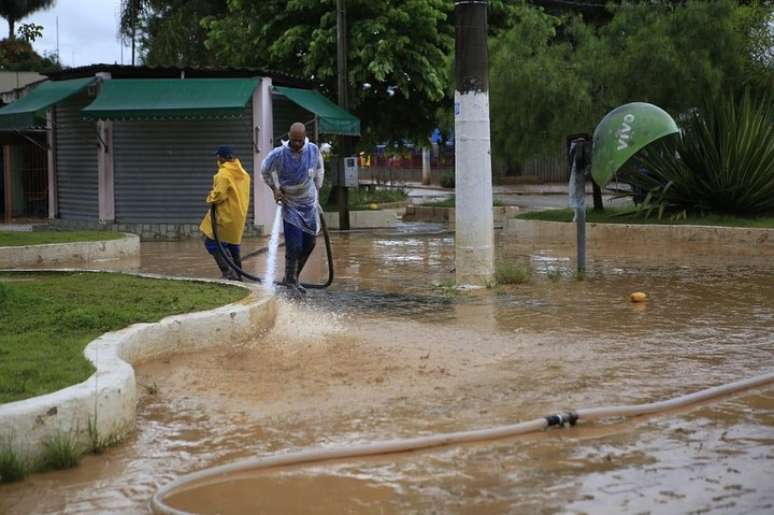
56, 93, 98, 221
112, 109, 254, 224
272, 94, 313, 143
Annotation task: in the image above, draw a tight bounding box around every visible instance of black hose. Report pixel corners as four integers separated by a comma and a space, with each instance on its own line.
210, 204, 334, 289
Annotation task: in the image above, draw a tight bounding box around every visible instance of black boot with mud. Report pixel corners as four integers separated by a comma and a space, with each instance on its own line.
213, 250, 240, 281
282, 255, 305, 299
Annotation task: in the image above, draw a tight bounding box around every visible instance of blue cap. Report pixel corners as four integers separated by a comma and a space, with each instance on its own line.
215, 145, 235, 159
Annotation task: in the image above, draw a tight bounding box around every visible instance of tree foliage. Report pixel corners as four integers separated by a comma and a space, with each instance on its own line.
120, 0, 227, 67
203, 0, 453, 145
0, 0, 54, 40
0, 36, 59, 72
127, 0, 771, 155
489, 0, 774, 168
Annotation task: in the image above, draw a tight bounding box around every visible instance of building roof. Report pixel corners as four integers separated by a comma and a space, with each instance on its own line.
44, 64, 312, 89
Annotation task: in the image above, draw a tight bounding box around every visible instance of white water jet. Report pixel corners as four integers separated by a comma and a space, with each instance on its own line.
262, 204, 283, 293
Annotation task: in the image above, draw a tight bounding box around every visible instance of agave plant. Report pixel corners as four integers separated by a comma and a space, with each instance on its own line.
621, 91, 774, 215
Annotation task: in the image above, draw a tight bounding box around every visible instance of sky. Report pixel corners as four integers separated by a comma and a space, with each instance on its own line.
10, 0, 126, 68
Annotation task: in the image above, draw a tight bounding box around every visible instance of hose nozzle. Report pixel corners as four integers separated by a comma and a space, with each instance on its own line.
271, 171, 282, 204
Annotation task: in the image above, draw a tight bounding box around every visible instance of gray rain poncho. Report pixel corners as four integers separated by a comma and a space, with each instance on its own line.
260, 138, 325, 235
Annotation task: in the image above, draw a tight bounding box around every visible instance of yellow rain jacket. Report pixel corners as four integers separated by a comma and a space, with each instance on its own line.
199, 158, 251, 245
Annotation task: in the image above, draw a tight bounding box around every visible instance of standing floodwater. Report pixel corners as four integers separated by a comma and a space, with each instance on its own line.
1, 228, 772, 514
262, 205, 283, 292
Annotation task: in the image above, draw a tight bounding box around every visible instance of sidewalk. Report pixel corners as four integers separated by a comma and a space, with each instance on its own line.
360, 179, 596, 195
367, 180, 633, 211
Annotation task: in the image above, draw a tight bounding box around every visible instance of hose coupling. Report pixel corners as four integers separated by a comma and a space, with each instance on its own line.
545, 411, 578, 428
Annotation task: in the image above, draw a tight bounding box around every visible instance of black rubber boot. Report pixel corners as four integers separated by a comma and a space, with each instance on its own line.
231, 253, 243, 282
213, 250, 239, 281
283, 255, 304, 297
295, 246, 315, 294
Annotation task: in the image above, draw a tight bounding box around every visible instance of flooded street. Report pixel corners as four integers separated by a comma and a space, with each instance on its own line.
1, 224, 773, 514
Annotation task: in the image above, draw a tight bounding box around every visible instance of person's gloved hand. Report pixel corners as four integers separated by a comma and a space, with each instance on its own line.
273, 187, 286, 204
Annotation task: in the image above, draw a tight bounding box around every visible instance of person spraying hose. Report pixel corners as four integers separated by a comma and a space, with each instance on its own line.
199, 145, 251, 281
260, 122, 325, 295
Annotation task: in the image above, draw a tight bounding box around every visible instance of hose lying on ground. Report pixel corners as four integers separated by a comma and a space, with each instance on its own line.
151, 370, 774, 514
210, 204, 334, 289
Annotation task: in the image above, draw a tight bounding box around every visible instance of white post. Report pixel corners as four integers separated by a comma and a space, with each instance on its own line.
253, 77, 275, 235
96, 72, 114, 224
47, 108, 57, 219
454, 1, 494, 286
421, 147, 431, 186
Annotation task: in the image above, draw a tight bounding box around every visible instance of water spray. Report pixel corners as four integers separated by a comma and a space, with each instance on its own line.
209, 205, 334, 290
261, 205, 284, 293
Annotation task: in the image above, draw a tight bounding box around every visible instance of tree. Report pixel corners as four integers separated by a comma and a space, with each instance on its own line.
16, 22, 41, 42
488, 0, 774, 168
0, 0, 55, 40
119, 0, 227, 67
141, 0, 227, 67
0, 38, 59, 71
204, 0, 454, 145
489, 5, 594, 171
119, 0, 149, 65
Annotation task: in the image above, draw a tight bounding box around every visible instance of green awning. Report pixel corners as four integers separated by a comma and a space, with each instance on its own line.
274, 86, 360, 136
81, 78, 259, 121
0, 77, 95, 130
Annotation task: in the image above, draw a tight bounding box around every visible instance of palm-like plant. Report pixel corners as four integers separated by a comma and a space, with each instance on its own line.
622, 91, 774, 215
0, 0, 55, 40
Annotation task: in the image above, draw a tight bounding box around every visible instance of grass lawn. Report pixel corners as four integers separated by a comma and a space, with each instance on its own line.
515, 208, 774, 229
0, 231, 125, 247
421, 197, 505, 208
0, 272, 247, 404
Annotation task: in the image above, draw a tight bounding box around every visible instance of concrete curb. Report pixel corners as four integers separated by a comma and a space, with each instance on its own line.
323, 208, 404, 229
0, 233, 140, 268
0, 271, 276, 460
404, 206, 521, 228
504, 218, 774, 251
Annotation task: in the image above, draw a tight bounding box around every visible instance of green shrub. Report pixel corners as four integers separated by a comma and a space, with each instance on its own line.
39, 431, 81, 471
545, 268, 563, 282
626, 91, 774, 215
0, 439, 29, 483
495, 262, 531, 285
440, 172, 455, 189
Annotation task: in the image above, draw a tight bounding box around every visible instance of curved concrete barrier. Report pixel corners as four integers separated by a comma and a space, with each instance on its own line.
404, 205, 520, 227
504, 218, 774, 253
323, 208, 404, 229
0, 233, 140, 268
0, 271, 276, 460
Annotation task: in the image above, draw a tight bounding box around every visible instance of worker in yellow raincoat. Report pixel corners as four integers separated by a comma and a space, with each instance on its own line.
200, 145, 251, 280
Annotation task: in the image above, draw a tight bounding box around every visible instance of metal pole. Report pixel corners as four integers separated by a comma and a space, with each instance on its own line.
3, 145, 13, 223
575, 184, 586, 275
569, 140, 588, 274
454, 0, 494, 286
335, 0, 350, 230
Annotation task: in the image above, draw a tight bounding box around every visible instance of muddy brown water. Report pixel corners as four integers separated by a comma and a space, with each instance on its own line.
1, 225, 773, 514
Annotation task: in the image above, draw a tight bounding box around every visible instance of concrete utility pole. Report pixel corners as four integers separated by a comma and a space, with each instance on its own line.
335, 0, 351, 229
454, 0, 494, 286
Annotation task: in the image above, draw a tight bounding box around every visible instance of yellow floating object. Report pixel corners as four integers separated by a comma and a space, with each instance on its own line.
368, 203, 380, 210
630, 292, 647, 303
